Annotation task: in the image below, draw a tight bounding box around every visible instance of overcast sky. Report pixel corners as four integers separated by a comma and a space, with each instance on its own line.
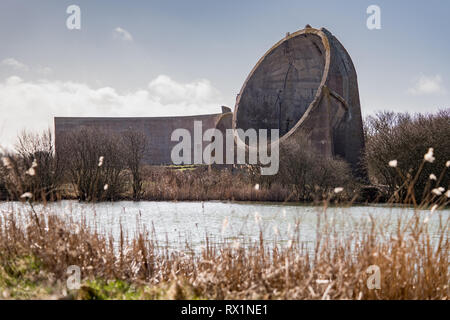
0, 0, 449, 148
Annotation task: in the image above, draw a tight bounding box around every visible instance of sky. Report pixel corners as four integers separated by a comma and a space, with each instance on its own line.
0, 0, 449, 148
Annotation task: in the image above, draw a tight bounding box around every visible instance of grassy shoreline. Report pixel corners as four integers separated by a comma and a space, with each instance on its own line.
1, 204, 448, 300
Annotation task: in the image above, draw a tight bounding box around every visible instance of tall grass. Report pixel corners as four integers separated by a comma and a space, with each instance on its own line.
0, 202, 447, 299
140, 166, 292, 202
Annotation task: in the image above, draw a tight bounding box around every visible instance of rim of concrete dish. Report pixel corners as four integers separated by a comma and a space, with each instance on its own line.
232, 27, 331, 151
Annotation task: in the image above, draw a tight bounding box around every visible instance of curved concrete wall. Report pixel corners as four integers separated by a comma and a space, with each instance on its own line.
55, 113, 225, 165
233, 26, 366, 176
55, 26, 365, 175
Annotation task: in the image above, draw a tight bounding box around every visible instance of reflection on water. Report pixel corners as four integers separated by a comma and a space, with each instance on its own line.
0, 200, 448, 252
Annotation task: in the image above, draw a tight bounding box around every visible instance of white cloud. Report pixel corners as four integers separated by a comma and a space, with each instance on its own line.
1, 58, 29, 71
148, 75, 221, 105
1, 58, 54, 77
0, 75, 224, 149
36, 66, 53, 76
408, 74, 446, 95
113, 27, 133, 42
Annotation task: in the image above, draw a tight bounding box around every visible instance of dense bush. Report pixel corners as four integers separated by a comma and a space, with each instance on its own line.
267, 134, 356, 201
364, 109, 450, 203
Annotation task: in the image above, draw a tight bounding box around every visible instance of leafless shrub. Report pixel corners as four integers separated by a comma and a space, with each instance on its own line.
0, 130, 63, 201
271, 135, 356, 201
58, 127, 127, 201
364, 109, 450, 204
0, 153, 9, 200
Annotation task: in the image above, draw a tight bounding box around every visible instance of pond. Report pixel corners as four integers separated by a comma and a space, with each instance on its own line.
0, 201, 448, 252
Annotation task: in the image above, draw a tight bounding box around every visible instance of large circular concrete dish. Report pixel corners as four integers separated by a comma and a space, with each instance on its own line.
233, 26, 366, 176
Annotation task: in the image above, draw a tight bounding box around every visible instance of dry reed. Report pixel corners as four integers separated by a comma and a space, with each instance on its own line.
0, 202, 447, 300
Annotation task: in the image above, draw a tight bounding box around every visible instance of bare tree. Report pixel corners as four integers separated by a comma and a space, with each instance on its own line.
13, 129, 63, 201
58, 127, 127, 201
122, 129, 148, 200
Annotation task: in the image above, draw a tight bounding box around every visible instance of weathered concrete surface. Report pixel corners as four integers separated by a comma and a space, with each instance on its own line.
233, 26, 366, 177
55, 26, 365, 175
213, 110, 234, 163
55, 113, 226, 165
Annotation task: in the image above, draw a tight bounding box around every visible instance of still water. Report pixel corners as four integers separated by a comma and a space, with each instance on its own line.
0, 201, 448, 251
